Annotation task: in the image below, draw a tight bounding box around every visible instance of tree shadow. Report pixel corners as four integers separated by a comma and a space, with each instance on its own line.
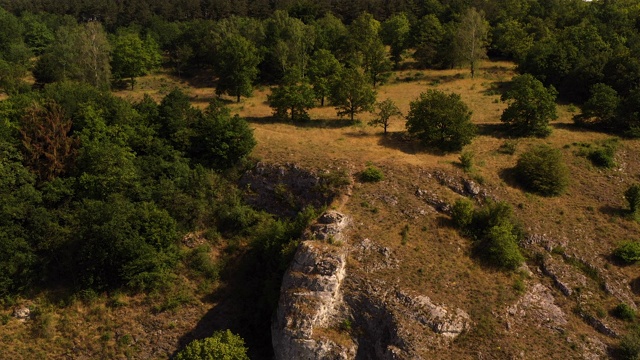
599, 205, 628, 218
475, 123, 511, 139
173, 250, 276, 360
498, 167, 522, 191
376, 131, 448, 156
481, 80, 511, 96
246, 116, 360, 129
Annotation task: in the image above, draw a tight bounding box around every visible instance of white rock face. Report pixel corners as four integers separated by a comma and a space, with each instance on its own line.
272, 211, 356, 360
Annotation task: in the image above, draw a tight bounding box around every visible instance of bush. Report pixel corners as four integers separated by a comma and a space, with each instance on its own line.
481, 222, 525, 270
613, 303, 636, 321
625, 184, 640, 215
174, 330, 249, 360
451, 198, 474, 229
459, 151, 474, 172
359, 166, 384, 182
620, 326, 640, 360
500, 74, 557, 137
586, 138, 618, 168
614, 241, 640, 264
514, 144, 569, 196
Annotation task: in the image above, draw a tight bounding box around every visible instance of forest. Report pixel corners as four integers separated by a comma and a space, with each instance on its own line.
1, 0, 640, 358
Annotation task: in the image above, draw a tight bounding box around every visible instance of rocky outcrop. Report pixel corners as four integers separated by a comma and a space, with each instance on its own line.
272, 211, 356, 360
506, 283, 567, 332
240, 162, 346, 218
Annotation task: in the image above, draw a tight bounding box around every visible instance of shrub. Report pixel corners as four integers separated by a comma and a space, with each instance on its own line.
359, 166, 384, 182
614, 241, 640, 264
588, 147, 616, 168
451, 198, 474, 229
500, 74, 557, 137
514, 144, 569, 196
480, 222, 525, 270
613, 303, 636, 321
459, 151, 474, 172
498, 140, 517, 155
625, 184, 640, 215
174, 329, 249, 360
620, 326, 640, 360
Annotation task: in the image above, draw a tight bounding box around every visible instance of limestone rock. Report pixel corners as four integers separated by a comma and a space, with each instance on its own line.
13, 306, 30, 322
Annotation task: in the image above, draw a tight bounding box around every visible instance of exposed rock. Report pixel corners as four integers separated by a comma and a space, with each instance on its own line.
272, 212, 356, 360
12, 306, 30, 322
352, 238, 399, 272
415, 188, 451, 214
344, 278, 471, 359
240, 162, 346, 218
506, 283, 567, 332
310, 211, 349, 242
463, 179, 480, 196
579, 312, 618, 338
540, 256, 587, 296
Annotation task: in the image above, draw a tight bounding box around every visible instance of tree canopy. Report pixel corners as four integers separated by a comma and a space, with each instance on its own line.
406, 89, 475, 151
501, 74, 558, 138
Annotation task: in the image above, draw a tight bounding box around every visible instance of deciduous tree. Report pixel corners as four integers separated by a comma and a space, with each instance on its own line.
454, 8, 489, 78
369, 98, 401, 135
213, 33, 261, 102
329, 67, 376, 122
111, 32, 161, 90
501, 74, 558, 137
406, 90, 475, 151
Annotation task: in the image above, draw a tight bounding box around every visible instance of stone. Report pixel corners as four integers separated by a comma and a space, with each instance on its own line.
13, 306, 30, 321
463, 179, 480, 196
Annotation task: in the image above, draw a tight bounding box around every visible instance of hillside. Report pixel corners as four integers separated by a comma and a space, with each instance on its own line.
3, 59, 638, 359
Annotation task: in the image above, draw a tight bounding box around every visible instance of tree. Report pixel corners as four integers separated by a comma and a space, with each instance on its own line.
19, 101, 78, 182
514, 144, 569, 196
574, 83, 620, 129
454, 8, 489, 78
174, 330, 249, 360
381, 12, 410, 67
329, 67, 376, 122
111, 32, 161, 90
189, 100, 256, 170
214, 33, 261, 103
501, 74, 558, 137
347, 12, 392, 87
368, 98, 402, 135
406, 90, 476, 152
268, 79, 316, 121
308, 49, 342, 106
491, 20, 533, 62
264, 10, 315, 80
410, 14, 445, 69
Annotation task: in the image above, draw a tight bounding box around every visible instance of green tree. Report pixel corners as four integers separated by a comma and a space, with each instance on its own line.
501, 74, 558, 137
189, 100, 256, 170
264, 10, 315, 80
406, 90, 476, 152
329, 67, 376, 122
574, 83, 620, 129
213, 33, 261, 103
268, 78, 316, 121
454, 8, 489, 78
347, 12, 392, 87
381, 12, 410, 67
111, 32, 161, 90
514, 144, 569, 196
491, 19, 533, 61
175, 330, 249, 360
368, 98, 402, 135
308, 49, 342, 106
410, 14, 445, 69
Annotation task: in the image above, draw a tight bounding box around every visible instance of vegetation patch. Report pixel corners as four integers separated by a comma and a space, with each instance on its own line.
514, 144, 569, 196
